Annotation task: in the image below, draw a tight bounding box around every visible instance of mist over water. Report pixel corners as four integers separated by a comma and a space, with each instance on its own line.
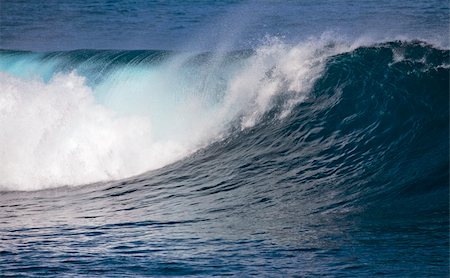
0, 0, 448, 277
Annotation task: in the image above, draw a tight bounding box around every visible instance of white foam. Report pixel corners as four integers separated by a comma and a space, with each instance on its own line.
0, 72, 190, 190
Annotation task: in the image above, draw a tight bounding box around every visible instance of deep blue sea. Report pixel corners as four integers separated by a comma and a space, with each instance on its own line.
0, 1, 449, 277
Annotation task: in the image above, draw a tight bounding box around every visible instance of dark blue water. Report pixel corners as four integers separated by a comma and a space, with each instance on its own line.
1, 0, 449, 51
0, 1, 449, 277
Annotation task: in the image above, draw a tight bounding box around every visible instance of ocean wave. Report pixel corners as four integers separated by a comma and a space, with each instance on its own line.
0, 38, 448, 192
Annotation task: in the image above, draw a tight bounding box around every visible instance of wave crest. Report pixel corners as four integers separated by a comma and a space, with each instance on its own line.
1, 38, 446, 191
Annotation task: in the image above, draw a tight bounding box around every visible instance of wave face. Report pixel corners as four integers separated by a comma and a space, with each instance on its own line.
0, 41, 448, 276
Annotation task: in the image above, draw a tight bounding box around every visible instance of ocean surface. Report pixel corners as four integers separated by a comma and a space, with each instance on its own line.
0, 1, 449, 276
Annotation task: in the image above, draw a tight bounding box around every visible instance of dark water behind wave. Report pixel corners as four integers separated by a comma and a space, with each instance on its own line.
0, 41, 448, 276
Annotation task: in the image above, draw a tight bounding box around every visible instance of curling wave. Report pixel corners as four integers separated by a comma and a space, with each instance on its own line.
0, 39, 448, 193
